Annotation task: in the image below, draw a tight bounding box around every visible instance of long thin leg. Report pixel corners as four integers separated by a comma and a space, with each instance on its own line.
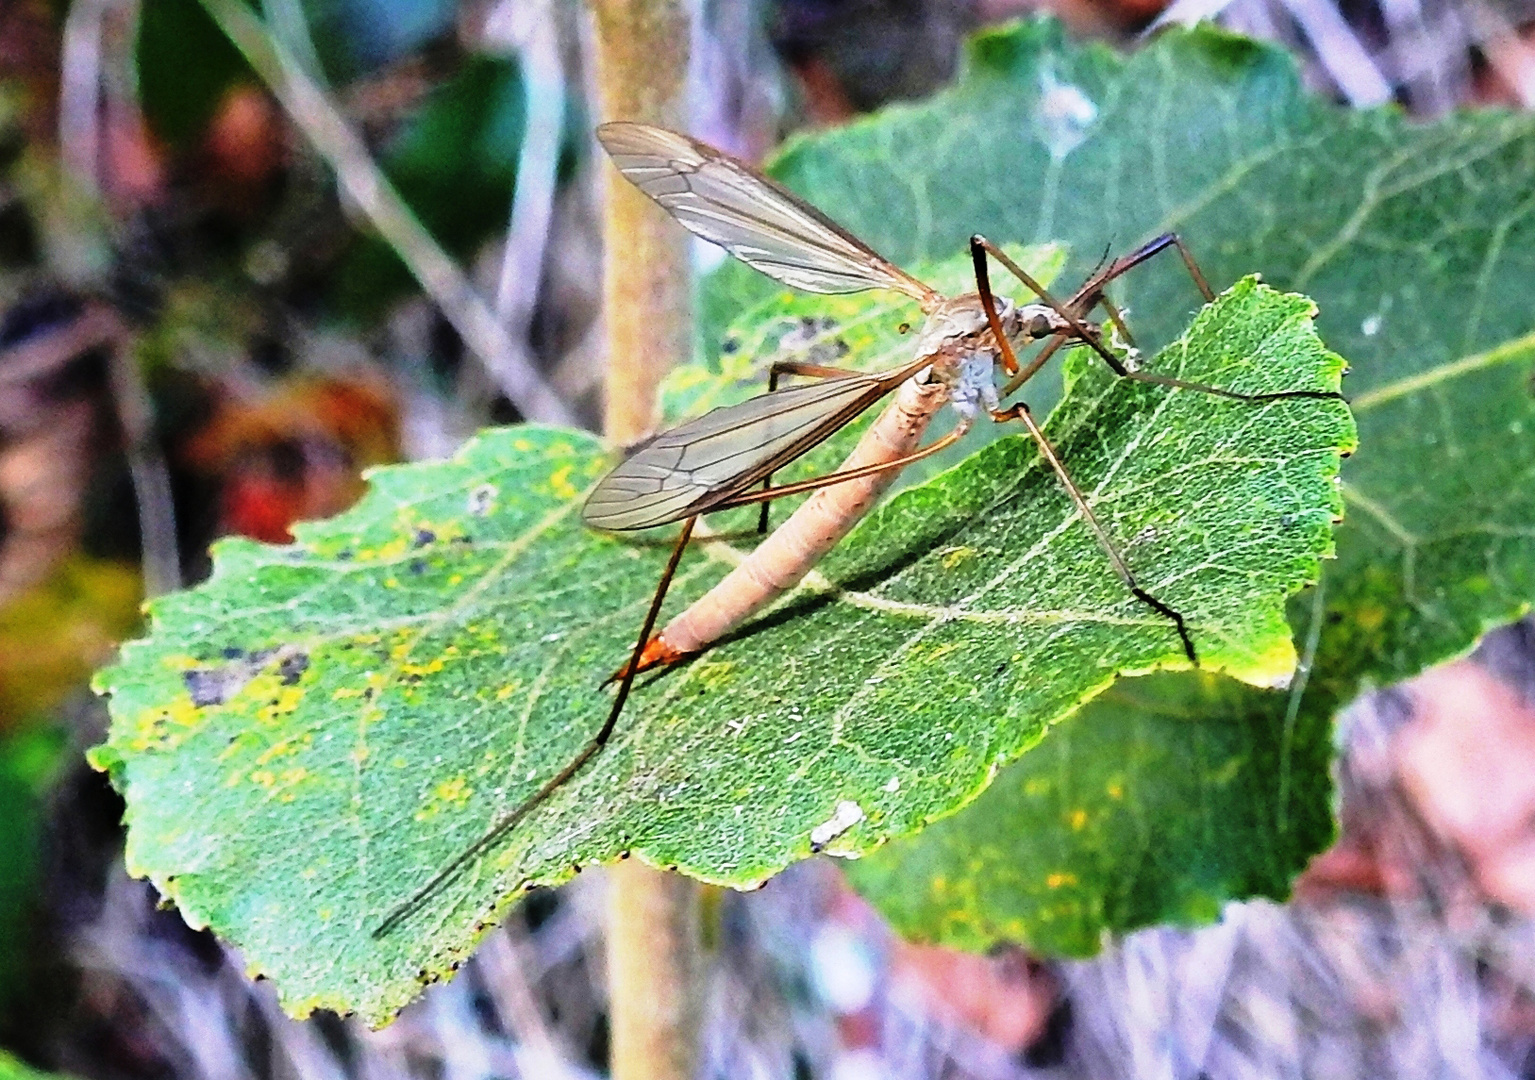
759, 360, 864, 534
715, 423, 968, 509
975, 235, 1341, 405
606, 421, 972, 686
1082, 232, 1213, 305
971, 239, 1196, 663
373, 515, 699, 939
972, 235, 1127, 375
992, 401, 1197, 665
1000, 330, 1070, 399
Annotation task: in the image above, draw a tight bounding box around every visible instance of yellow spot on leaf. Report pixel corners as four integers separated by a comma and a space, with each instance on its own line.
924, 642, 960, 662
436, 776, 472, 804
548, 464, 577, 500
400, 657, 447, 678
941, 546, 977, 569
258, 686, 305, 724
1068, 808, 1087, 830
1046, 872, 1077, 889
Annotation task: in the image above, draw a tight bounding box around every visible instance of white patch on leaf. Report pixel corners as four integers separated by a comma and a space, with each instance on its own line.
811, 800, 866, 851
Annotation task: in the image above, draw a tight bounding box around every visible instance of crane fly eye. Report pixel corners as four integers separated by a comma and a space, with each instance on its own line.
1029, 313, 1054, 338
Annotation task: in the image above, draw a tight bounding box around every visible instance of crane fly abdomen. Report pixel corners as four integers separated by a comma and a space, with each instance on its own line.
636, 371, 954, 658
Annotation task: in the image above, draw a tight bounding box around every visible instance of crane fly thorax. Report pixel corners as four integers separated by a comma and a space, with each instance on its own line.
908, 295, 1018, 422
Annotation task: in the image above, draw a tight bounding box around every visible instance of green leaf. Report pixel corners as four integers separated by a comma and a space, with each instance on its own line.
137, 0, 256, 146
0, 1050, 71, 1080
90, 277, 1351, 1021
0, 728, 66, 1007
734, 18, 1535, 953
845, 669, 1335, 955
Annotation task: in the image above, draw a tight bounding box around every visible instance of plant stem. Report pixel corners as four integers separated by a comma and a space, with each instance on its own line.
590, 0, 693, 444
607, 862, 703, 1080
588, 1, 700, 1078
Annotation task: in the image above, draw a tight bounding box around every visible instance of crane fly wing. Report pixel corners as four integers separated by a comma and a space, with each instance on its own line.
598, 122, 939, 306
583, 363, 924, 531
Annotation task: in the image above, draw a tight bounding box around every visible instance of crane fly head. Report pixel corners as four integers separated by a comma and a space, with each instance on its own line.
1016, 303, 1073, 343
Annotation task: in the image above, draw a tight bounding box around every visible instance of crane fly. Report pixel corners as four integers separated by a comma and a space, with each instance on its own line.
372, 123, 1340, 937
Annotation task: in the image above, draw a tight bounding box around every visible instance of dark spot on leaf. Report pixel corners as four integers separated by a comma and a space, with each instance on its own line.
221, 646, 244, 660
337, 549, 353, 560
278, 652, 309, 685
363, 688, 375, 701
721, 336, 740, 354
412, 528, 436, 548
184, 648, 278, 707
409, 559, 427, 576
834, 338, 850, 357
467, 484, 497, 515
453, 534, 473, 545
994, 662, 1008, 676
897, 322, 911, 334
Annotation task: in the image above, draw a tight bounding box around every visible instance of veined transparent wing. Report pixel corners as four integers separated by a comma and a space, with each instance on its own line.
597, 122, 939, 306
583, 361, 928, 531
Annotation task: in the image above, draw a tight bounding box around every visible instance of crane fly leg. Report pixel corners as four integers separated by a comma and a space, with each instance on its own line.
372, 516, 698, 939
979, 233, 1342, 404
971, 238, 1196, 662
768, 361, 863, 384
758, 360, 866, 534
990, 401, 1198, 665
605, 423, 969, 686
1088, 232, 1214, 304
718, 423, 967, 509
